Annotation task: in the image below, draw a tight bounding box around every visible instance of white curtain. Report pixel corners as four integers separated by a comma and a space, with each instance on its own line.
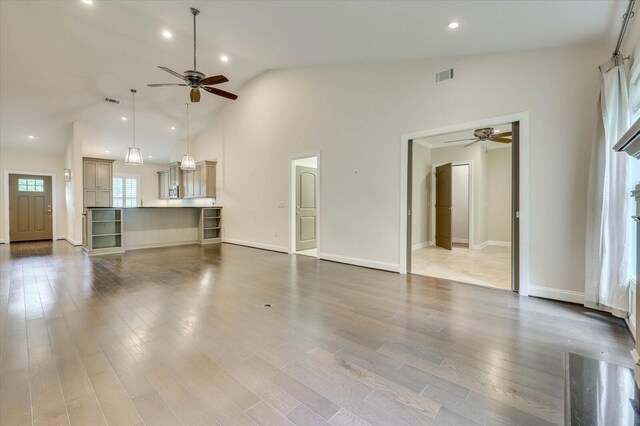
585, 64, 633, 317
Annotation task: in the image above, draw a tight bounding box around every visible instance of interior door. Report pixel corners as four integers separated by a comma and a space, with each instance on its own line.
295, 165, 318, 251
435, 163, 453, 250
9, 174, 53, 242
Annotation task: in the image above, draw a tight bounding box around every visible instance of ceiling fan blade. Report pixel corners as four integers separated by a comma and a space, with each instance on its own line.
443, 138, 477, 144
147, 83, 189, 87
464, 140, 480, 148
201, 75, 229, 85
203, 86, 238, 100
190, 88, 201, 103
493, 131, 512, 137
490, 137, 512, 143
158, 66, 187, 81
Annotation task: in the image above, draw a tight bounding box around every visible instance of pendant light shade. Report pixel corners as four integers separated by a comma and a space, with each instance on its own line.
180, 103, 196, 171
124, 89, 144, 165
125, 147, 144, 165
180, 154, 196, 170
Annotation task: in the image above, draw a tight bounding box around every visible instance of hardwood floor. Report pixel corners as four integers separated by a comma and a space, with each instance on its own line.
0, 240, 633, 425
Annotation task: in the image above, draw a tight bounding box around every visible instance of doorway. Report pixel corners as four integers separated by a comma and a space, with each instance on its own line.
9, 174, 53, 242
408, 122, 518, 290
290, 155, 319, 257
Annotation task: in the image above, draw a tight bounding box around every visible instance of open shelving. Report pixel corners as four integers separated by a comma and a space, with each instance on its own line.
200, 207, 222, 244
82, 208, 125, 255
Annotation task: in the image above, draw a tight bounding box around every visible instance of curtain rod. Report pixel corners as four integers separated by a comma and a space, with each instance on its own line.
599, 0, 636, 72
613, 0, 636, 59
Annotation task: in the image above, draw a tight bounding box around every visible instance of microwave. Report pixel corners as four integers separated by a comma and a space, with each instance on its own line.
169, 185, 180, 199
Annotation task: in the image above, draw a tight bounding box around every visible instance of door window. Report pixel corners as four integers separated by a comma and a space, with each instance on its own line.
17, 178, 44, 192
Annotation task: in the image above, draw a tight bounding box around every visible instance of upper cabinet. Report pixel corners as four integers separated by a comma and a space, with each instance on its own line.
83, 157, 114, 207
158, 170, 170, 200
182, 160, 216, 199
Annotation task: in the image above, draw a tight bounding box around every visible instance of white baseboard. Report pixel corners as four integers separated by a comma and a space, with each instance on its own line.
0, 238, 5, 244
529, 285, 584, 304
319, 252, 400, 273
412, 241, 430, 250
222, 238, 289, 253
488, 240, 511, 247
452, 238, 469, 244
471, 241, 488, 250
63, 237, 82, 246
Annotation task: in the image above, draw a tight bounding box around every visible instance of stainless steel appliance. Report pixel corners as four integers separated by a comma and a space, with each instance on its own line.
169, 185, 179, 199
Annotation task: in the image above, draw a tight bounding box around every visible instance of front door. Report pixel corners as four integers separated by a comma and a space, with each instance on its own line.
435, 163, 453, 250
9, 174, 53, 242
295, 165, 317, 251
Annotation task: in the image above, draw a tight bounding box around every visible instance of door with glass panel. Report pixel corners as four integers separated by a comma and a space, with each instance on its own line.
9, 174, 53, 242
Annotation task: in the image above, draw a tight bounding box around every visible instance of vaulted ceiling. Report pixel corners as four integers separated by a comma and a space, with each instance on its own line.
0, 0, 625, 162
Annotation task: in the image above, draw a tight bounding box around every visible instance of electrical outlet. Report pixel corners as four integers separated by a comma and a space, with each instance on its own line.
277, 201, 285, 208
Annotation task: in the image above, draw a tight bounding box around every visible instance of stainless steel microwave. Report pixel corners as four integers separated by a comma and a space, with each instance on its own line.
169, 185, 179, 199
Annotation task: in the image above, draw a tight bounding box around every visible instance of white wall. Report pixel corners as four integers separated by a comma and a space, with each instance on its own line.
64, 122, 84, 245
452, 164, 469, 242
0, 147, 67, 242
411, 143, 431, 248
487, 147, 512, 243
176, 43, 607, 295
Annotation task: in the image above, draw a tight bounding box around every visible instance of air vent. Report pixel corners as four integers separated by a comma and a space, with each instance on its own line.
104, 97, 121, 104
435, 68, 454, 83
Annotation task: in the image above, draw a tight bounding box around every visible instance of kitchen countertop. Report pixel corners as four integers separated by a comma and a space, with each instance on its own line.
86, 206, 221, 209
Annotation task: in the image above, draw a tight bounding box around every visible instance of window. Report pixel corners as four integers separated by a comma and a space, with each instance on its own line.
113, 177, 137, 207
17, 178, 44, 192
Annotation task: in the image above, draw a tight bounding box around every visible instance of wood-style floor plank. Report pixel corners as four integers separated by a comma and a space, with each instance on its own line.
0, 240, 634, 426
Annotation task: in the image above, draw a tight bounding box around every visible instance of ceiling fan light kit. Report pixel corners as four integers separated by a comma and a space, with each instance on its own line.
124, 89, 144, 165
147, 8, 238, 103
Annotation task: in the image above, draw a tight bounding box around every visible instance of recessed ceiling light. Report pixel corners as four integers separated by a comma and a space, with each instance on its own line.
27, 135, 35, 140
105, 150, 110, 153
162, 30, 173, 39
448, 21, 461, 29
148, 155, 153, 158
121, 117, 127, 121
494, 129, 501, 133
82, 0, 94, 5
170, 126, 176, 130
220, 55, 229, 63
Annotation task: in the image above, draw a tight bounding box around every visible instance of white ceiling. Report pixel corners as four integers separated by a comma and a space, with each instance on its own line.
0, 0, 625, 163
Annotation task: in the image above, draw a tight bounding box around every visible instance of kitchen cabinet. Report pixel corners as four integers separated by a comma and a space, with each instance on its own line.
158, 170, 169, 199
182, 160, 216, 199
83, 157, 113, 207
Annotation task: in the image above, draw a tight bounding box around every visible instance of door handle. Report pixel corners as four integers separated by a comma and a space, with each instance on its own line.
633, 216, 640, 222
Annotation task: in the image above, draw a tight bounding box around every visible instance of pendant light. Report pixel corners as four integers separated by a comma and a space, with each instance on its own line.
180, 102, 196, 171
124, 89, 144, 165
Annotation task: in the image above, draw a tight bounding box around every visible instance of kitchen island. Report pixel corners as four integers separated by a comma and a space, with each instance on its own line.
82, 206, 221, 255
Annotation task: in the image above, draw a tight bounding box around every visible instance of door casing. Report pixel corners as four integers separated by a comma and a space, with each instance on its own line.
401, 112, 528, 295
3, 170, 58, 244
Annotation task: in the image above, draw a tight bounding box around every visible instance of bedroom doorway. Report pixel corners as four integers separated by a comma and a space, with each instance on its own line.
407, 122, 519, 291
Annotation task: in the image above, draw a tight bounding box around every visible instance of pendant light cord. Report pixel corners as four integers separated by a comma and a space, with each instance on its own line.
186, 103, 191, 156
131, 88, 137, 148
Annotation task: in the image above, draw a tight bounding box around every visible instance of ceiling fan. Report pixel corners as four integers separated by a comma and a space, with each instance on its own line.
442, 128, 512, 148
147, 7, 238, 102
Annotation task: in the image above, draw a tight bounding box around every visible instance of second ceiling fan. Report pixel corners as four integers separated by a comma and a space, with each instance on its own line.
442, 127, 512, 148
147, 7, 238, 102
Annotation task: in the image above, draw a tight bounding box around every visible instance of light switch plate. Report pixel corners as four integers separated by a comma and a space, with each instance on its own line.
277, 201, 285, 208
